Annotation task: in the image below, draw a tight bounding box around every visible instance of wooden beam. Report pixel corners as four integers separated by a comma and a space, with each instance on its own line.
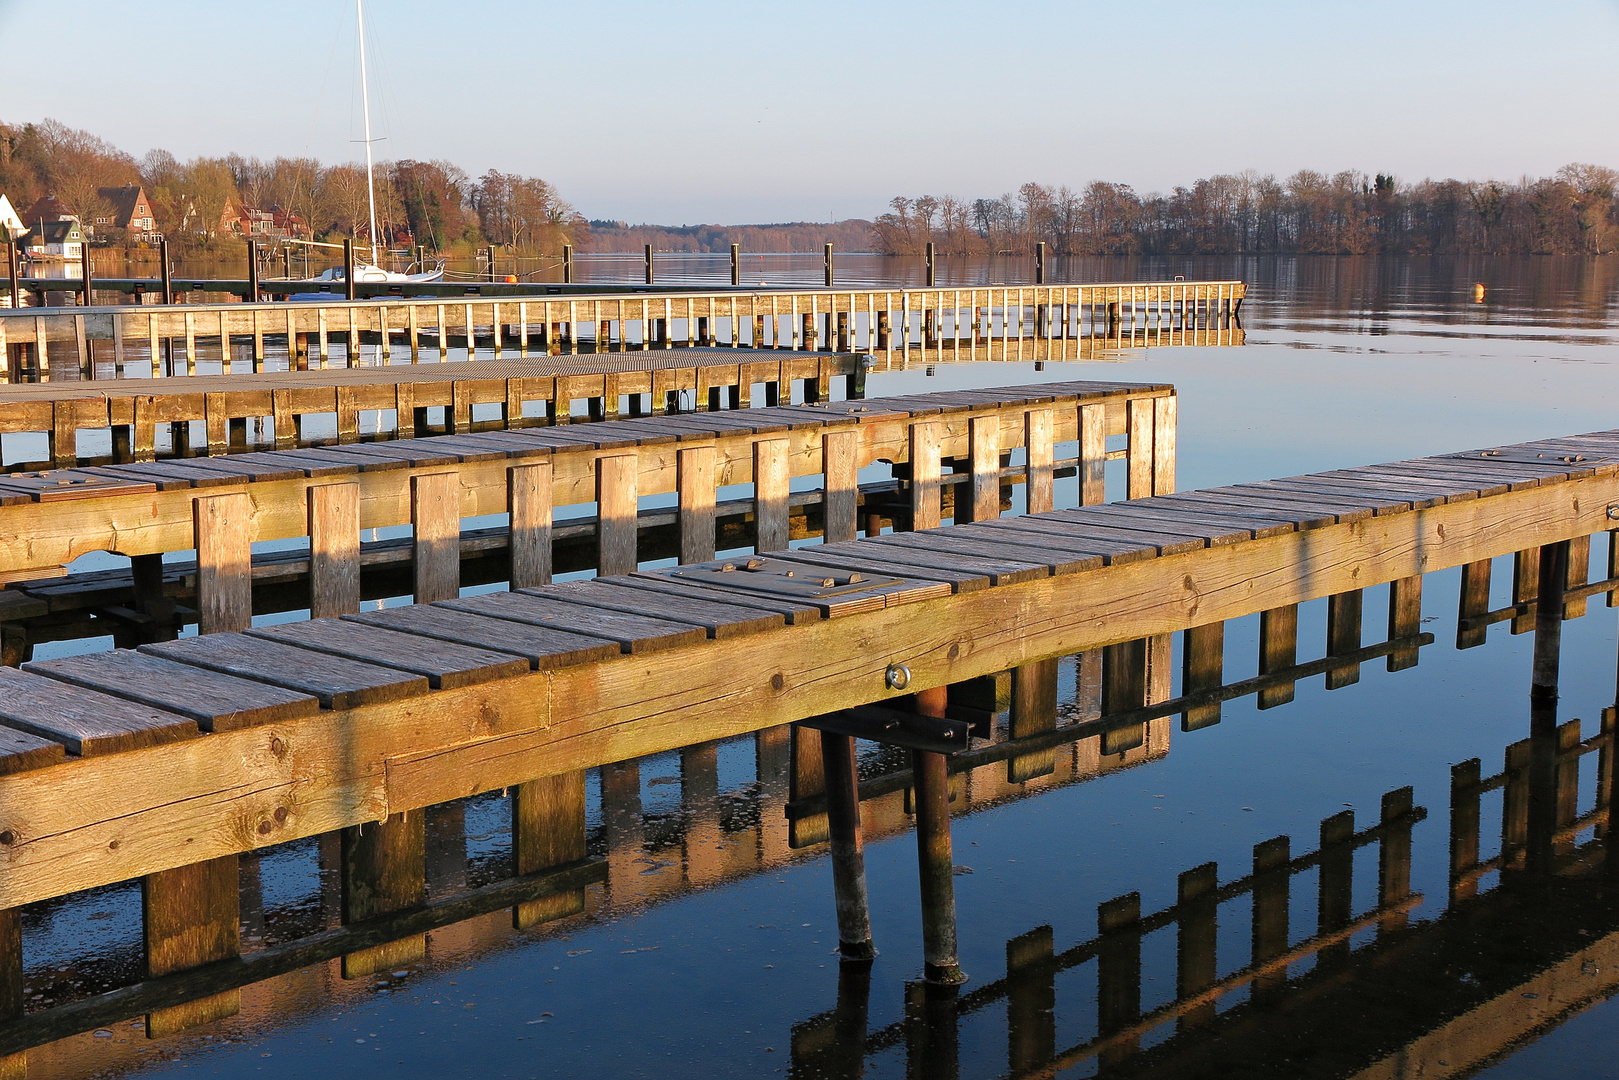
754, 438, 790, 553
596, 454, 638, 576
411, 473, 461, 605
678, 446, 717, 564
340, 810, 425, 978
512, 770, 586, 928
308, 483, 360, 620
193, 493, 251, 635
143, 855, 239, 1036
508, 463, 553, 589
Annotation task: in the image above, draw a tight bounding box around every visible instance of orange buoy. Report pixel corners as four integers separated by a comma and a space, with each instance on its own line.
1473, 283, 1486, 301
505, 275, 518, 283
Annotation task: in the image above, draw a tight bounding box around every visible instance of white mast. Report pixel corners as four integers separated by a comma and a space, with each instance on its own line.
356, 0, 380, 265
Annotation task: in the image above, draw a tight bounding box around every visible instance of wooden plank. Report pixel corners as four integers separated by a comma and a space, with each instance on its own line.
203, 392, 227, 455
1457, 559, 1492, 649
596, 453, 638, 576
678, 445, 716, 564
1126, 397, 1153, 500
412, 472, 461, 605
622, 572, 824, 625
143, 854, 240, 1036
194, 492, 252, 635
559, 579, 784, 639
754, 437, 790, 553
0, 725, 65, 776
962, 414, 1001, 524
247, 620, 529, 690
1153, 394, 1176, 495
867, 530, 1077, 580
1325, 590, 1363, 689
0, 668, 197, 755
440, 591, 707, 654
24, 650, 318, 731
1180, 622, 1224, 730
509, 462, 553, 590
1257, 606, 1298, 709
908, 421, 943, 531
513, 770, 587, 927
142, 633, 429, 709
308, 483, 360, 620
345, 605, 619, 670
966, 517, 1167, 563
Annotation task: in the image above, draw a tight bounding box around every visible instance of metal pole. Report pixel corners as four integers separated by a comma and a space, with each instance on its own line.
911, 686, 965, 985
8, 237, 19, 309
487, 245, 497, 284
246, 238, 259, 302
159, 238, 173, 304
562, 244, 573, 284
824, 242, 834, 288
282, 246, 291, 279
644, 244, 654, 285
925, 242, 936, 288
730, 243, 740, 287
1035, 241, 1046, 285
343, 238, 356, 302
820, 729, 876, 961
1530, 539, 1569, 734
79, 238, 93, 306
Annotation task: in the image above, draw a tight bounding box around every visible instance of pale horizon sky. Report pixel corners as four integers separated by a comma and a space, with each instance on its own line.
2, 0, 1616, 224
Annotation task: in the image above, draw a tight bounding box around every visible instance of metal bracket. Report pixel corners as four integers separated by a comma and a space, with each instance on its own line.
800, 704, 971, 755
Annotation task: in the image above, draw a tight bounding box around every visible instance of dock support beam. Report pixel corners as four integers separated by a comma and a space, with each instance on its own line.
1531, 539, 1569, 733
513, 770, 587, 928
912, 686, 965, 985
820, 730, 875, 961
341, 810, 426, 978
143, 856, 241, 1036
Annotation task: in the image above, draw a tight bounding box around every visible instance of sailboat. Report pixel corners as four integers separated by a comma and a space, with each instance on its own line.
289, 0, 443, 289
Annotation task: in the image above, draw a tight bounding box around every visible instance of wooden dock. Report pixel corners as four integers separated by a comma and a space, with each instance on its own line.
0, 280, 1244, 381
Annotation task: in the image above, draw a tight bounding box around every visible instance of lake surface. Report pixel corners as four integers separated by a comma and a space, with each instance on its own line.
18, 254, 1619, 1079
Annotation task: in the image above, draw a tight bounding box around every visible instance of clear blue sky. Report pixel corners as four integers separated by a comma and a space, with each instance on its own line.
2, 0, 1616, 224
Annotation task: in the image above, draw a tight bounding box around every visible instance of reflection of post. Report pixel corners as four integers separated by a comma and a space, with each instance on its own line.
821, 730, 875, 960
1502, 739, 1530, 870
1257, 605, 1299, 708
1450, 760, 1482, 903
755, 725, 791, 861
0, 905, 18, 1079
144, 856, 241, 1035
904, 981, 959, 1080
1512, 548, 1539, 636
1250, 836, 1290, 1002
514, 770, 587, 927
913, 686, 965, 984
1008, 658, 1059, 782
1181, 622, 1223, 730
341, 810, 426, 978
1598, 709, 1615, 841
1096, 893, 1142, 1067
682, 741, 723, 886
1555, 720, 1582, 855
1378, 787, 1414, 934
1317, 810, 1354, 969
1531, 540, 1569, 734
1102, 639, 1147, 754
1524, 727, 1560, 876
1457, 559, 1492, 649
1006, 926, 1056, 1073
601, 761, 645, 902
426, 803, 467, 897
790, 960, 872, 1080
1176, 863, 1218, 1030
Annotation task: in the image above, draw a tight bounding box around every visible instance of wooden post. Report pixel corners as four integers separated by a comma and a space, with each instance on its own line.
910, 422, 942, 531
1008, 657, 1059, 782
1006, 926, 1055, 1073
79, 239, 93, 308
562, 244, 573, 284
960, 414, 1000, 525
246, 238, 259, 302
1258, 605, 1299, 708
1385, 575, 1423, 671
308, 483, 361, 620
509, 462, 554, 589
820, 729, 875, 960
1025, 409, 1054, 515
143, 856, 241, 1036
487, 245, 497, 284
822, 430, 859, 544
679, 446, 717, 564
1378, 787, 1415, 933
1126, 397, 1153, 500
513, 770, 588, 927
6, 238, 17, 311
824, 242, 834, 288
194, 492, 252, 635
1176, 862, 1218, 1029
1457, 558, 1492, 648
343, 238, 355, 302
644, 244, 654, 285
911, 686, 965, 984
1033, 241, 1045, 285
924, 242, 936, 288
789, 723, 828, 848
1325, 589, 1363, 688
341, 810, 426, 977
0, 903, 19, 1078
1512, 548, 1539, 635
1181, 622, 1224, 730
1317, 810, 1355, 968
411, 472, 461, 604
1565, 534, 1591, 619
754, 438, 790, 553
160, 238, 173, 304
730, 243, 740, 287
597, 454, 638, 576
1531, 540, 1569, 731
1079, 402, 1106, 505
1102, 639, 1147, 753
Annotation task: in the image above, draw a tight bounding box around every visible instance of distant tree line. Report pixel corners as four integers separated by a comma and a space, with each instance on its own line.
0, 117, 584, 254
583, 219, 874, 254
873, 167, 1619, 257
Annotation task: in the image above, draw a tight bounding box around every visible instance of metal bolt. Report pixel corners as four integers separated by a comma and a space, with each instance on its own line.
1607, 503, 1619, 521
885, 663, 911, 691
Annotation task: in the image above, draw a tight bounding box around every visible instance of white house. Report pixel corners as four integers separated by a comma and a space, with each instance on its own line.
0, 195, 23, 241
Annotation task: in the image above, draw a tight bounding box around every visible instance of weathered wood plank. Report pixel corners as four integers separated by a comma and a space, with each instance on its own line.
597, 454, 639, 576
754, 438, 790, 553
143, 854, 240, 1036
508, 462, 554, 590
678, 445, 716, 564
512, 770, 587, 927
247, 620, 530, 690
24, 650, 319, 731
412, 472, 462, 605
440, 591, 707, 653
344, 605, 619, 669
308, 483, 361, 620
0, 668, 197, 755
194, 492, 252, 635
142, 633, 429, 709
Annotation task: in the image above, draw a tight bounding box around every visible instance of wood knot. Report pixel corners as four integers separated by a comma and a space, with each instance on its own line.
269, 736, 287, 758
107, 839, 119, 850
947, 643, 960, 661
274, 806, 290, 823
0, 830, 14, 846
257, 820, 273, 835
770, 672, 785, 691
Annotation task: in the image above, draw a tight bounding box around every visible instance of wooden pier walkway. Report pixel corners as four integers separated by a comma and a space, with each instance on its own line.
0, 421, 1611, 908
0, 280, 1243, 381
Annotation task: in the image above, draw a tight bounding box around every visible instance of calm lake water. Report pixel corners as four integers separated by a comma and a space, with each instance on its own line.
20, 254, 1619, 1079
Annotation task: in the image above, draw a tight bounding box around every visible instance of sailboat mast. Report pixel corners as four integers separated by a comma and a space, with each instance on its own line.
356, 0, 380, 265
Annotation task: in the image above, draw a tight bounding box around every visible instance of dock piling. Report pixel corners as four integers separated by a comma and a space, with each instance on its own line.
820, 729, 875, 961
1531, 539, 1570, 732
513, 770, 588, 927
142, 856, 241, 1036
340, 810, 427, 977
911, 686, 965, 985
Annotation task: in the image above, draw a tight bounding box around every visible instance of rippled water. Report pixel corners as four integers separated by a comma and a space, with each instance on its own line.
16, 255, 1619, 1080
